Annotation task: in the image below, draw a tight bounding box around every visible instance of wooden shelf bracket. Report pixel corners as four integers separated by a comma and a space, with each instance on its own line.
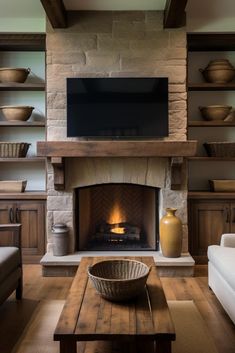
51, 157, 65, 190
171, 157, 184, 190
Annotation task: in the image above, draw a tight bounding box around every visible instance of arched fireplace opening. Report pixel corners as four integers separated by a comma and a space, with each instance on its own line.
75, 183, 159, 251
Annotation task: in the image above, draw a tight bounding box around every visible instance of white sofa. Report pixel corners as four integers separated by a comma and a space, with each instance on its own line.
208, 233, 235, 325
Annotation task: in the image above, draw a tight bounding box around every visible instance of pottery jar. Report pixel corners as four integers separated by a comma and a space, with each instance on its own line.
160, 208, 182, 258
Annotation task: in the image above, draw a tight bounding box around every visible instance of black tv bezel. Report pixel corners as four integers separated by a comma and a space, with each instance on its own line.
67, 77, 169, 139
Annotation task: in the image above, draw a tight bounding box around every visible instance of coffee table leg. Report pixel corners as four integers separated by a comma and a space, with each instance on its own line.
60, 339, 77, 353
156, 340, 171, 353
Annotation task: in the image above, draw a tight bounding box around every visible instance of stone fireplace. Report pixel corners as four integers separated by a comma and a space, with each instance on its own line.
39, 11, 196, 275
76, 183, 158, 251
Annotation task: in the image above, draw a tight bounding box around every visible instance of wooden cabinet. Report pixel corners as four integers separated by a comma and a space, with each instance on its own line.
188, 196, 235, 263
0, 199, 45, 263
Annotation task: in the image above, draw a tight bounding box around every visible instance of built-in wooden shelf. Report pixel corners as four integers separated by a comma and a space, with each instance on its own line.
0, 157, 46, 162
188, 191, 235, 199
187, 33, 235, 51
0, 191, 47, 200
188, 83, 235, 91
0, 33, 45, 51
0, 82, 45, 91
188, 157, 235, 161
0, 121, 45, 127
188, 121, 235, 127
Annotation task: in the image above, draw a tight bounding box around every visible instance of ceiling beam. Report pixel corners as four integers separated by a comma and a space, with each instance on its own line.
40, 0, 67, 28
164, 0, 188, 28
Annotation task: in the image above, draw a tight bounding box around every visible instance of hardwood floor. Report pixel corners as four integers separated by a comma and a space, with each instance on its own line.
0, 265, 234, 353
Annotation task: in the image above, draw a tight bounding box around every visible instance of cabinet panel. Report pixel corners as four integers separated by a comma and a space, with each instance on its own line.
0, 199, 45, 263
230, 203, 235, 233
0, 201, 14, 244
189, 200, 230, 263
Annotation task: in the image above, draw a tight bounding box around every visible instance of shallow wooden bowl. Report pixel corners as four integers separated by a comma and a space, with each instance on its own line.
0, 105, 34, 121
199, 105, 232, 121
0, 68, 30, 83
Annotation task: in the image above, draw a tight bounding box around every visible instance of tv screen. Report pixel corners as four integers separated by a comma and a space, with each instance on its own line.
67, 77, 168, 138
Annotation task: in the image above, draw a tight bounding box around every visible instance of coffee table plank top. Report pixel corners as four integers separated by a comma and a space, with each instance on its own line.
54, 256, 175, 342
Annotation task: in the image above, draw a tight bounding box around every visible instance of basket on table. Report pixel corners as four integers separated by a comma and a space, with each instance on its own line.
204, 142, 235, 157
0, 142, 30, 158
88, 259, 150, 301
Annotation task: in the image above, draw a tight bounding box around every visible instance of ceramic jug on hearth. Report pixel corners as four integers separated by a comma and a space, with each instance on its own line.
160, 208, 182, 258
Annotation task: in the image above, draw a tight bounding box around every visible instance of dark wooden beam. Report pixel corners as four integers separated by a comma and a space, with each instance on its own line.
40, 0, 67, 28
164, 0, 188, 28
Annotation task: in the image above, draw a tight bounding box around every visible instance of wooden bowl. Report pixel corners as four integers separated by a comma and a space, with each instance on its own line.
199, 105, 232, 121
0, 105, 34, 121
0, 68, 30, 83
199, 68, 235, 83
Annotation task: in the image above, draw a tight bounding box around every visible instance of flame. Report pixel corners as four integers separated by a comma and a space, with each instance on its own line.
108, 201, 126, 225
111, 227, 125, 234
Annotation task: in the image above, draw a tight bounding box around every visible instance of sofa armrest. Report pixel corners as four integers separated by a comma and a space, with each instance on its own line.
0, 224, 22, 248
220, 233, 235, 247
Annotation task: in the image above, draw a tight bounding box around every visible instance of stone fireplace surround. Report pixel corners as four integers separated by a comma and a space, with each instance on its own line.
40, 10, 195, 276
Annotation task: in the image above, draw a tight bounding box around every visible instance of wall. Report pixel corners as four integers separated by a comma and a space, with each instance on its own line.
46, 11, 188, 254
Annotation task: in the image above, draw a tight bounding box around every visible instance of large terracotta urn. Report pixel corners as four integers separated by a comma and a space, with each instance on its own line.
160, 208, 182, 258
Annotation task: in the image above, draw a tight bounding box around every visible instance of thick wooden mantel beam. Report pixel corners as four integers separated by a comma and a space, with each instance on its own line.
37, 140, 197, 158
164, 0, 188, 28
40, 0, 67, 28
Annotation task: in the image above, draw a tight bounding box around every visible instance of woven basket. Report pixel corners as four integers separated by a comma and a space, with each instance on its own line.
0, 142, 30, 158
204, 142, 235, 157
88, 259, 150, 301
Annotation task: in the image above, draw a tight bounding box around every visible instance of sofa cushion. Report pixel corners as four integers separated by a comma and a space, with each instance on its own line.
208, 245, 235, 291
0, 247, 20, 283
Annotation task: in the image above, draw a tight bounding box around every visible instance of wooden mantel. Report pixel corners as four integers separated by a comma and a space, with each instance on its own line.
37, 140, 197, 158
37, 140, 197, 190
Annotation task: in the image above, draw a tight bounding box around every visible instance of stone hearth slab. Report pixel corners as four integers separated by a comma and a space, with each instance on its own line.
40, 251, 195, 277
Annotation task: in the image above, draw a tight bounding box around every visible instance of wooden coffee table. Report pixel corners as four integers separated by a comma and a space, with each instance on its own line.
54, 256, 175, 353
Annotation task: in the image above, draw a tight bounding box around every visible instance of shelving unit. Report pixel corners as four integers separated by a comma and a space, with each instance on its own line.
187, 33, 235, 263
0, 33, 46, 188
0, 82, 45, 91
0, 121, 45, 127
0, 33, 46, 263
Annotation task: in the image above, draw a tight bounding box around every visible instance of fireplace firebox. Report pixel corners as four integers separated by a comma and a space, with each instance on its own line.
76, 184, 159, 251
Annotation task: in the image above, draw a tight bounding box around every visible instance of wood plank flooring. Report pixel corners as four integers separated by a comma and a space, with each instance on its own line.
0, 265, 234, 353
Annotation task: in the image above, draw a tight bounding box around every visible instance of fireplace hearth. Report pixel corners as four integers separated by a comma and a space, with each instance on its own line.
76, 183, 159, 251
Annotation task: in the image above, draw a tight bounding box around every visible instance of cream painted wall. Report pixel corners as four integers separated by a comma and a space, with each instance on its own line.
0, 18, 45, 33
0, 0, 45, 32
186, 0, 235, 32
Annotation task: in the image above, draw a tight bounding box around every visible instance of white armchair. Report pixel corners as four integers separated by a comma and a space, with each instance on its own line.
208, 234, 235, 325
220, 233, 235, 247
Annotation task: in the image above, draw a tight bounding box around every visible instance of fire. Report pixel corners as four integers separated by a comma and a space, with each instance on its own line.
108, 202, 126, 225
111, 227, 125, 234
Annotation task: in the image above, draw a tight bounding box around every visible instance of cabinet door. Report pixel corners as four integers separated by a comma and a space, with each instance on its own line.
189, 200, 230, 263
230, 203, 235, 233
16, 200, 45, 262
0, 201, 15, 245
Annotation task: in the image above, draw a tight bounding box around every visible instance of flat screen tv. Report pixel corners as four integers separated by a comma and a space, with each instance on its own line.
67, 77, 168, 138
